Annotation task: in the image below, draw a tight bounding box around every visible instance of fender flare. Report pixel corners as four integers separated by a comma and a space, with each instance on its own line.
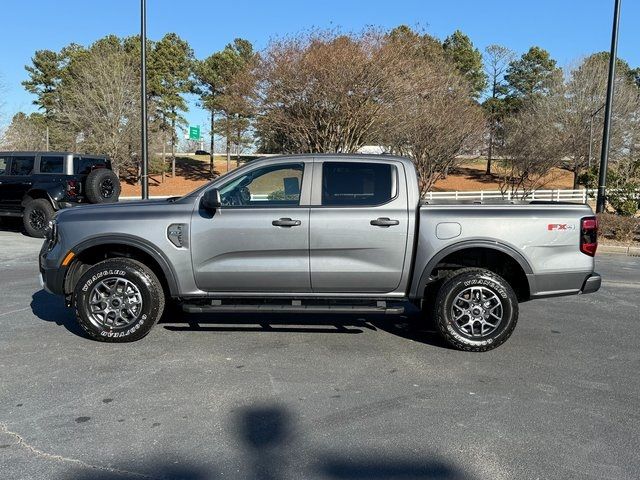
412, 239, 534, 298
69, 234, 179, 296
22, 185, 65, 209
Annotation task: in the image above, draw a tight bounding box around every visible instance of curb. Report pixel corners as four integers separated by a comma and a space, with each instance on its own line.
598, 244, 640, 256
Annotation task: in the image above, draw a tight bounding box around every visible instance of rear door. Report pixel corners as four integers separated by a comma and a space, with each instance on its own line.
309, 160, 409, 293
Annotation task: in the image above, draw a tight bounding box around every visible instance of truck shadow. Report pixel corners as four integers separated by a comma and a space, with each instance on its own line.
161, 308, 450, 349
65, 402, 469, 479
30, 290, 450, 349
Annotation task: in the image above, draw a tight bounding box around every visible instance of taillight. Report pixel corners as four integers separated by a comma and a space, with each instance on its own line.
66, 179, 79, 197
580, 216, 598, 256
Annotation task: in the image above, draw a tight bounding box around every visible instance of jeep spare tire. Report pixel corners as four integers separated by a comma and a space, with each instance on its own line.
85, 169, 121, 203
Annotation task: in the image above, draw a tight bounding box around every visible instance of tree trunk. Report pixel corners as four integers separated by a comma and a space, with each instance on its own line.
573, 168, 580, 190
226, 121, 231, 173
162, 131, 167, 183
236, 124, 241, 167
171, 118, 176, 178
486, 128, 493, 175
209, 110, 215, 176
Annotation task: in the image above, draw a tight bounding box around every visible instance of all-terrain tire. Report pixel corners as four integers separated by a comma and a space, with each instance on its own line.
433, 268, 518, 352
85, 169, 121, 203
73, 258, 165, 342
23, 198, 55, 238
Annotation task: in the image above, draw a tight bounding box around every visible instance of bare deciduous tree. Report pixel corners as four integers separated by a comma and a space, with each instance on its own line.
497, 90, 567, 198
2, 112, 48, 150
383, 39, 485, 193
256, 28, 485, 192
58, 43, 140, 175
563, 54, 639, 188
256, 30, 403, 153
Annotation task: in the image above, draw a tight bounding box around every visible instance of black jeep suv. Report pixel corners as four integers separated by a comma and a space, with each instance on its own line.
0, 151, 121, 237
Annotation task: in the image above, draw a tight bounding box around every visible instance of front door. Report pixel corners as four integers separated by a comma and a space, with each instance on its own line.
2, 155, 35, 211
0, 155, 9, 209
191, 161, 312, 293
309, 160, 409, 293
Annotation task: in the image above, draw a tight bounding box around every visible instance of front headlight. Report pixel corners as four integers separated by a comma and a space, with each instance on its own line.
44, 219, 58, 246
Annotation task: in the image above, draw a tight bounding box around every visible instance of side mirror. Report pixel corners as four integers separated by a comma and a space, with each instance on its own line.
201, 188, 221, 211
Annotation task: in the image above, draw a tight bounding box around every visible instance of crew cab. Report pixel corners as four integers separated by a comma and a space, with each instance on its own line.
39, 155, 601, 351
0, 151, 121, 237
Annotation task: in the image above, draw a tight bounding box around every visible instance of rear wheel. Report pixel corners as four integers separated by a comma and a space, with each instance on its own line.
23, 198, 55, 238
433, 268, 518, 352
73, 258, 165, 342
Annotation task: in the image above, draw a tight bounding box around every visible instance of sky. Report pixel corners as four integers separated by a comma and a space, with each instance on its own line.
1, 0, 638, 137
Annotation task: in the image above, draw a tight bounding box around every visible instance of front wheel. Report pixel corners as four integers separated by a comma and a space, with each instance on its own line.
73, 258, 165, 342
23, 198, 55, 238
433, 268, 518, 352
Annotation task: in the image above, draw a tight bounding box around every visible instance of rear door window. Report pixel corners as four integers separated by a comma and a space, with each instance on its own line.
40, 155, 65, 174
74, 156, 109, 174
10, 156, 35, 176
321, 162, 395, 206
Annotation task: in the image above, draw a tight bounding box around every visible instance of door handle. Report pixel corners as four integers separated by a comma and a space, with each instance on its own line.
370, 217, 399, 227
272, 218, 301, 227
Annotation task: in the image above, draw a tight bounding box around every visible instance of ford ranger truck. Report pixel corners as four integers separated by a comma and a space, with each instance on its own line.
39, 154, 601, 351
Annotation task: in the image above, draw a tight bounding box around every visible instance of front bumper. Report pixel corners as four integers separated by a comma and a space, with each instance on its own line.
580, 273, 601, 294
39, 242, 68, 296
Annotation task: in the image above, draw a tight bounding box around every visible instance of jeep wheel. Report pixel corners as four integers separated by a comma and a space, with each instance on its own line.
73, 258, 165, 342
85, 169, 121, 204
23, 198, 55, 238
433, 268, 518, 352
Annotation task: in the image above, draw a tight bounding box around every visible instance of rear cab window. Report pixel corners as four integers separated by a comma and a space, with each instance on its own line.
74, 156, 110, 174
0, 156, 8, 175
10, 156, 35, 176
39, 155, 65, 174
321, 161, 396, 206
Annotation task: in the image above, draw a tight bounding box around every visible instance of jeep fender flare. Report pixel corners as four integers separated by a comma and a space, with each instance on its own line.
411, 239, 534, 299
69, 234, 179, 296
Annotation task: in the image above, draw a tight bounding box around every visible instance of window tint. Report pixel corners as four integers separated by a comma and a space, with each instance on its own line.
322, 162, 394, 206
10, 156, 35, 176
74, 156, 109, 174
219, 163, 304, 207
40, 155, 65, 174
0, 157, 7, 175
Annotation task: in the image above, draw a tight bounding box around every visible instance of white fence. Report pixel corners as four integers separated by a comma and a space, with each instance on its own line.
423, 188, 590, 203
122, 188, 593, 203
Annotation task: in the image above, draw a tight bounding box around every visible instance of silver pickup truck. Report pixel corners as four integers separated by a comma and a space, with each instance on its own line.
40, 154, 601, 351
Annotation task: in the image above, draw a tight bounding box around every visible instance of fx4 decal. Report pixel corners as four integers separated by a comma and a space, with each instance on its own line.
547, 223, 576, 231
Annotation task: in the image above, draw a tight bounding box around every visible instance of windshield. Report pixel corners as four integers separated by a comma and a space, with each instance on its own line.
177, 161, 257, 200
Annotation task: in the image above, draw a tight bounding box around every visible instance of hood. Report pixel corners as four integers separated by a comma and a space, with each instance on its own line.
56, 198, 185, 223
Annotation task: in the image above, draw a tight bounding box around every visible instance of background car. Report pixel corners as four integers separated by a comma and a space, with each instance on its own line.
0, 151, 121, 237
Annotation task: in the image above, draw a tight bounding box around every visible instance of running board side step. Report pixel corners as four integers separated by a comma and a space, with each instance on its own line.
182, 300, 404, 315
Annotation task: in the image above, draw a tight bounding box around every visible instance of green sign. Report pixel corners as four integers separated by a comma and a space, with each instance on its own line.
189, 125, 201, 140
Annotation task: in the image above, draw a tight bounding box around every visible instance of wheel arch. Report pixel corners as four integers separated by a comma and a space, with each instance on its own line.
414, 240, 533, 301
22, 186, 63, 209
64, 234, 179, 297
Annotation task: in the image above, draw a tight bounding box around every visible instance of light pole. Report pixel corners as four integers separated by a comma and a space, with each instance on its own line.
140, 0, 149, 199
596, 0, 622, 213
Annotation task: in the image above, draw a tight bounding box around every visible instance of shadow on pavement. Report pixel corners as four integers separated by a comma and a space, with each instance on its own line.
30, 290, 449, 348
30, 289, 86, 338
65, 403, 469, 479
0, 217, 30, 236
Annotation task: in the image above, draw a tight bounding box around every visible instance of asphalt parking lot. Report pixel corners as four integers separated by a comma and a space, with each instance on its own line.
0, 228, 638, 480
